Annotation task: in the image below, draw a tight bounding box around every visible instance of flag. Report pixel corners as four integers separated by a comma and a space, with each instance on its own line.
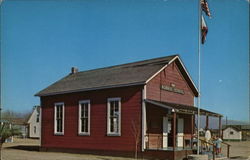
201, 16, 208, 44
201, 0, 211, 17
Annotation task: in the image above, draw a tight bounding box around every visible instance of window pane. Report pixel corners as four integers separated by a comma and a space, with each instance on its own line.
84, 118, 88, 132
81, 104, 84, 118
36, 114, 39, 122
57, 105, 62, 119
114, 101, 119, 112
110, 102, 114, 117
113, 117, 118, 133
57, 119, 61, 132
56, 106, 59, 118
110, 117, 114, 132
81, 118, 84, 132
56, 105, 63, 133
84, 104, 88, 118
80, 102, 89, 133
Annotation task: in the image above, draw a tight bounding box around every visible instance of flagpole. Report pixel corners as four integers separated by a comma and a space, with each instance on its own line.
0, 0, 3, 124
197, 0, 201, 155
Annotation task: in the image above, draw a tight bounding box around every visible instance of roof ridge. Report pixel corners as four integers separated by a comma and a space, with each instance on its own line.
75, 54, 178, 74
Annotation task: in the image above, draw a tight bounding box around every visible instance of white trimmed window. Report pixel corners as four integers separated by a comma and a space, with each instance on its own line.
107, 98, 121, 136
54, 102, 64, 135
78, 100, 90, 135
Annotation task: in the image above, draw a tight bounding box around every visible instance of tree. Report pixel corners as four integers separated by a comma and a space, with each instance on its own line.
0, 122, 21, 160
2, 109, 32, 122
131, 118, 141, 159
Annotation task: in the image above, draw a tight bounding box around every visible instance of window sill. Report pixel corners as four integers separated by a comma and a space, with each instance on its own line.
107, 133, 121, 137
54, 132, 64, 136
78, 133, 90, 136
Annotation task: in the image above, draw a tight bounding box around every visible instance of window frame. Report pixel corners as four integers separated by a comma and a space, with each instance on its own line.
36, 113, 40, 123
78, 100, 91, 136
54, 102, 65, 135
34, 126, 36, 134
107, 97, 121, 136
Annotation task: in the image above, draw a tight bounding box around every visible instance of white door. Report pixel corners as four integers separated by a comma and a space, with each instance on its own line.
177, 118, 184, 147
163, 117, 168, 148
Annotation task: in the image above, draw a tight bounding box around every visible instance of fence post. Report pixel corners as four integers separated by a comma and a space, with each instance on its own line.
147, 134, 149, 149
213, 145, 215, 160
227, 145, 230, 158
183, 135, 185, 149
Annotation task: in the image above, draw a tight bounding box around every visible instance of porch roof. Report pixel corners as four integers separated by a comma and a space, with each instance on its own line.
145, 99, 222, 117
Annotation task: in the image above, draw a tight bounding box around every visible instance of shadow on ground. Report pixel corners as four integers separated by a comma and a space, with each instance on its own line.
6, 145, 40, 151
230, 156, 249, 160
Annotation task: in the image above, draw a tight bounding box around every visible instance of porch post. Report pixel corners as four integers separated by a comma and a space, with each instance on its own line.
206, 115, 209, 129
219, 116, 222, 138
191, 114, 194, 135
141, 85, 147, 151
173, 111, 176, 160
191, 114, 194, 149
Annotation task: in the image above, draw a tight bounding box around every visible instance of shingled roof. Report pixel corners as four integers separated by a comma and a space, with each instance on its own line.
35, 55, 198, 97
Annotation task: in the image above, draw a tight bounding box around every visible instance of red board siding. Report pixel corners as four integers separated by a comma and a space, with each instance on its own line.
41, 86, 142, 152
146, 61, 194, 106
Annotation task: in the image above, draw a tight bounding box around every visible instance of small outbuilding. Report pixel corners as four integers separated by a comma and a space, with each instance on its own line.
27, 106, 41, 138
223, 126, 242, 141
223, 125, 250, 141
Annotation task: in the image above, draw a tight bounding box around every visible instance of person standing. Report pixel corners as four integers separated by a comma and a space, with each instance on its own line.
215, 136, 223, 155
205, 128, 211, 151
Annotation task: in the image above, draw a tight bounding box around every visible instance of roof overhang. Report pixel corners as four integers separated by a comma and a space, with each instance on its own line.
145, 99, 222, 117
35, 82, 145, 97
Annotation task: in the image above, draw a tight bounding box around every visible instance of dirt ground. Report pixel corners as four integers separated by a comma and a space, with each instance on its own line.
2, 138, 250, 160
2, 138, 137, 160
221, 141, 250, 159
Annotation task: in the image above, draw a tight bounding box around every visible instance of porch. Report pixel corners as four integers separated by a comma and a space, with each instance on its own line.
142, 99, 224, 160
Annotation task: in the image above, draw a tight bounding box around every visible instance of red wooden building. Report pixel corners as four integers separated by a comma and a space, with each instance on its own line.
36, 55, 222, 160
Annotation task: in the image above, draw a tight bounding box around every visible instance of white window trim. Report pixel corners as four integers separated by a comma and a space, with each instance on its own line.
107, 97, 121, 136
54, 102, 65, 135
78, 100, 91, 136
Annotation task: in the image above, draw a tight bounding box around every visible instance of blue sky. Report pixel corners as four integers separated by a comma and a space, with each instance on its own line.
0, 0, 249, 121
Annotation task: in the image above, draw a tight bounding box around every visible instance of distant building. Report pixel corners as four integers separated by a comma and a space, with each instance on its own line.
3, 118, 28, 138
222, 125, 250, 141
241, 125, 250, 140
223, 126, 242, 141
27, 106, 40, 138
0, 120, 14, 142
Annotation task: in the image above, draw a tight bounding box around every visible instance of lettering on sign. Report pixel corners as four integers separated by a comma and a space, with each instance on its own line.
160, 85, 185, 95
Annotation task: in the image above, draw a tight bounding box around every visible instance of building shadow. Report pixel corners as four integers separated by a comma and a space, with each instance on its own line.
6, 145, 40, 151
230, 156, 249, 160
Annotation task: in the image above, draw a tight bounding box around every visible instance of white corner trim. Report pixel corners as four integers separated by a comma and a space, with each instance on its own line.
141, 85, 147, 151
39, 103, 42, 146
145, 56, 178, 84
78, 100, 91, 135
